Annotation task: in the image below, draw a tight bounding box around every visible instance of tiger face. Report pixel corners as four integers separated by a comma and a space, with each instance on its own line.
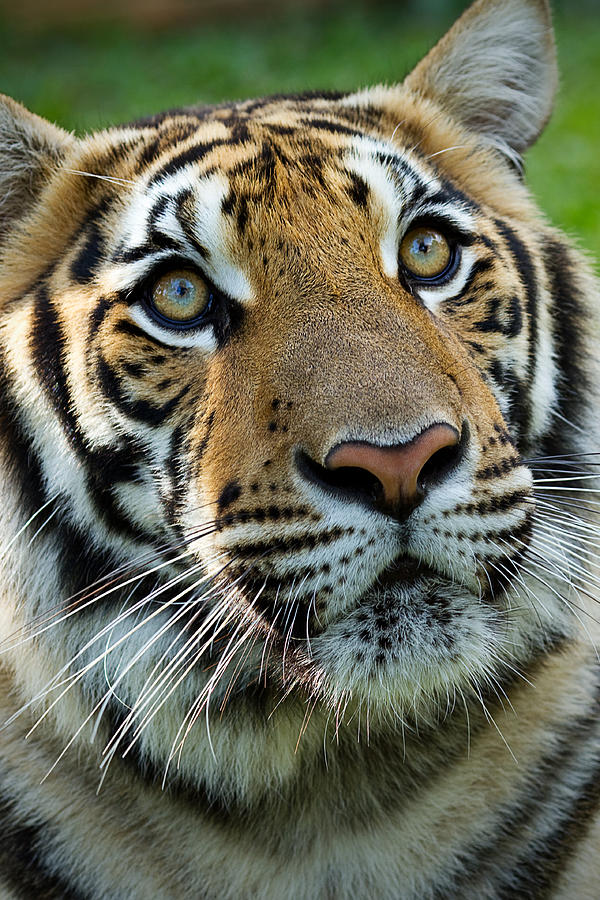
0, 0, 597, 812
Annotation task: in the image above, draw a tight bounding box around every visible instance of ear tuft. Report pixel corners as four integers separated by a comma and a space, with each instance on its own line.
0, 95, 74, 237
404, 0, 557, 161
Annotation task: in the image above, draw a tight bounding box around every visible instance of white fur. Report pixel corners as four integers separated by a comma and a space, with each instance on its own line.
345, 139, 404, 279
129, 302, 218, 351
416, 246, 478, 311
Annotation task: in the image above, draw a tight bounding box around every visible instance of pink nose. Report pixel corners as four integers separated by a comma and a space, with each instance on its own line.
325, 424, 460, 513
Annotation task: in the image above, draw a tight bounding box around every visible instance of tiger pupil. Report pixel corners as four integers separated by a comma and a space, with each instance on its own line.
168, 277, 194, 306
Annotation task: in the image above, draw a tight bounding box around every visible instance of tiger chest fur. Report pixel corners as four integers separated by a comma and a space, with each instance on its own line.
1, 0, 599, 897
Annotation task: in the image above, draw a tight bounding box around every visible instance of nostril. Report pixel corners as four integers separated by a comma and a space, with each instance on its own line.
418, 419, 469, 491
322, 465, 383, 501
296, 450, 384, 503
418, 441, 463, 490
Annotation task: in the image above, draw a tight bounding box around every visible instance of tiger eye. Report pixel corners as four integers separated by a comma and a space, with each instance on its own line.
399, 227, 451, 280
150, 270, 211, 324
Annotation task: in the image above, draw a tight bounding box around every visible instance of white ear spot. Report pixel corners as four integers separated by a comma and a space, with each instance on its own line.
404, 0, 557, 159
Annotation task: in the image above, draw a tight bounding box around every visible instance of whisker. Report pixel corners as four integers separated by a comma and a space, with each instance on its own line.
1, 521, 223, 651
100, 548, 273, 772
16, 557, 212, 738
62, 167, 137, 186
100, 566, 243, 765
0, 494, 61, 563
426, 144, 468, 159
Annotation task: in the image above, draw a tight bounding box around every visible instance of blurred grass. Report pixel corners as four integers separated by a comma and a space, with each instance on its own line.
0, 1, 598, 257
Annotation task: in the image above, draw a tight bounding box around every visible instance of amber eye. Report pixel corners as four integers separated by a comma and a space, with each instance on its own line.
148, 270, 211, 326
399, 226, 452, 281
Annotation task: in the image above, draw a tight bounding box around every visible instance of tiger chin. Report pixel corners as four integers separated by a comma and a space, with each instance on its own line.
1, 0, 599, 897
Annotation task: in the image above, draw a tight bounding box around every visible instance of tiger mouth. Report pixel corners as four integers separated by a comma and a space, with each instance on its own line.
353, 551, 480, 613
373, 554, 438, 590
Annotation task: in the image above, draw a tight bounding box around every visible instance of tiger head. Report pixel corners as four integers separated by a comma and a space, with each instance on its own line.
0, 0, 598, 802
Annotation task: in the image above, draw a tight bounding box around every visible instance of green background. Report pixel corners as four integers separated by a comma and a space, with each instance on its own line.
1, 0, 598, 259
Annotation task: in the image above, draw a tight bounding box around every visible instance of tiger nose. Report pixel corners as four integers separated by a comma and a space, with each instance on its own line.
324, 423, 462, 518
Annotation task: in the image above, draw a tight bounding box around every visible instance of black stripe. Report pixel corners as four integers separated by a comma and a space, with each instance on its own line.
164, 420, 190, 528
495, 699, 600, 899
217, 503, 310, 531
540, 237, 588, 458
475, 454, 520, 480
89, 296, 112, 336
126, 108, 209, 131
346, 172, 370, 209
465, 339, 485, 355
30, 288, 153, 540
236, 196, 249, 235
148, 137, 245, 186
0, 351, 48, 516
195, 408, 215, 465
111, 244, 153, 265
221, 189, 236, 216
454, 488, 527, 516
333, 102, 387, 132
113, 236, 189, 264
228, 525, 348, 555
174, 191, 212, 260
518, 755, 600, 893
444, 662, 600, 898
96, 355, 190, 425
424, 184, 479, 213
1, 328, 146, 573
264, 123, 297, 137
104, 699, 255, 837
496, 758, 600, 899
212, 295, 245, 349
135, 123, 202, 168
442, 259, 495, 310
487, 361, 526, 432
229, 141, 277, 197
50, 514, 121, 613
240, 89, 345, 113
494, 219, 540, 447
0, 792, 90, 900
492, 508, 533, 545
67, 196, 117, 286
147, 230, 183, 254
472, 293, 523, 337
302, 117, 362, 138
147, 194, 170, 229
70, 221, 105, 284
84, 443, 155, 539
31, 286, 87, 454
146, 194, 187, 253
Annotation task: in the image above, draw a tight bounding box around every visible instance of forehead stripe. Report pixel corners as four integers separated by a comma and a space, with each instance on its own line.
148, 136, 246, 187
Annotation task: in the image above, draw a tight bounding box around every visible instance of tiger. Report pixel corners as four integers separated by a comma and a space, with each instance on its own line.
0, 0, 599, 896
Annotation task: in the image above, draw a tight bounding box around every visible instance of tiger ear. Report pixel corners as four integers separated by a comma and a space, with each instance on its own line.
0, 95, 74, 235
403, 0, 557, 160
